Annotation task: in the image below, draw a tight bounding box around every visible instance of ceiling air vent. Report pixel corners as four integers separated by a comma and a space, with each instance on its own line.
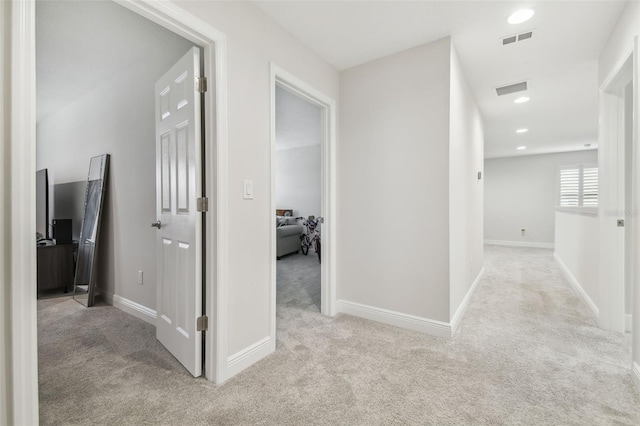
496, 81, 528, 96
518, 31, 533, 41
501, 29, 534, 46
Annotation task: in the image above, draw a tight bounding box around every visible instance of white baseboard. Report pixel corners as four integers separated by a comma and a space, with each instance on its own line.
626, 314, 633, 332
336, 300, 451, 339
450, 268, 485, 337
227, 336, 273, 378
485, 239, 554, 249
553, 253, 599, 319
100, 290, 157, 326
632, 362, 640, 390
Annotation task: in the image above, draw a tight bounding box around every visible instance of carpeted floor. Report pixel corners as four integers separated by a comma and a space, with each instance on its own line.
38, 246, 640, 425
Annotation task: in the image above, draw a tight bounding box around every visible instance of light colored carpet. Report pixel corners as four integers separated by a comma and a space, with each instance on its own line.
38, 246, 640, 425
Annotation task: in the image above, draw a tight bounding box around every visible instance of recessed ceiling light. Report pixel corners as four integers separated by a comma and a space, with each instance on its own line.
514, 96, 530, 104
517, 146, 527, 150
508, 9, 535, 25
516, 128, 528, 133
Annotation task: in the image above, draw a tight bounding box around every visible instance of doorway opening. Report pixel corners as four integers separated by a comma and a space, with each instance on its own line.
35, 0, 208, 378
274, 82, 323, 319
11, 2, 229, 418
269, 65, 337, 345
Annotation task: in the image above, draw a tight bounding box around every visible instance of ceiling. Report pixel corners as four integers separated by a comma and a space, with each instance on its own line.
253, 1, 629, 158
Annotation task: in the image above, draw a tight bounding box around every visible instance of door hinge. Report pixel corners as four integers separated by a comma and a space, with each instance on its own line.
618, 219, 625, 227
196, 77, 207, 93
197, 197, 209, 213
197, 315, 208, 332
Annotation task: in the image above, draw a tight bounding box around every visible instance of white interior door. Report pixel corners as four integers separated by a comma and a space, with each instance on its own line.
154, 47, 203, 377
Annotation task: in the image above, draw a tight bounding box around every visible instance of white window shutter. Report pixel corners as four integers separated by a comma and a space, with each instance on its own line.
560, 168, 580, 207
582, 167, 598, 207
559, 165, 598, 207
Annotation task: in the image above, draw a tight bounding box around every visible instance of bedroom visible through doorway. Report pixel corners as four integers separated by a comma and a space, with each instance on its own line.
274, 84, 323, 321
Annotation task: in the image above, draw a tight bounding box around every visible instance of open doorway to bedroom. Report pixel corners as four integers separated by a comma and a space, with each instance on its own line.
35, 2, 213, 420
269, 65, 337, 347
274, 83, 323, 320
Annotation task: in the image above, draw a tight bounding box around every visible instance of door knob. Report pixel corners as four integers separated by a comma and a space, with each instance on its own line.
151, 220, 162, 229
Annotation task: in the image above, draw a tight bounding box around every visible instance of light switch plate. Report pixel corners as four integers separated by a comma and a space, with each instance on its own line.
243, 179, 254, 200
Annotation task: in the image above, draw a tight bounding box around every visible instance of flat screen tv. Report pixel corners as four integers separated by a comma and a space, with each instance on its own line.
36, 168, 49, 240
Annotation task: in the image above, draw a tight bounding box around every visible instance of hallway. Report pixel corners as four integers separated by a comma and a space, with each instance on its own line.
38, 246, 640, 424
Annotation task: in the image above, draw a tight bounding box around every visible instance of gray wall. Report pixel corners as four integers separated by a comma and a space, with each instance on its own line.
339, 37, 484, 324
339, 38, 452, 322
275, 85, 322, 220
448, 45, 485, 318
36, 1, 196, 310
276, 145, 321, 220
484, 150, 598, 245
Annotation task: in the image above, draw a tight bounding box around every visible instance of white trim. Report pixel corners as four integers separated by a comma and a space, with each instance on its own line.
633, 362, 640, 390
0, 4, 8, 424
484, 239, 554, 249
599, 41, 634, 93
269, 62, 338, 355
626, 314, 632, 332
226, 337, 272, 378
554, 253, 600, 319
9, 0, 39, 424
114, 0, 229, 384
555, 207, 598, 217
101, 291, 157, 325
450, 268, 485, 336
336, 300, 451, 339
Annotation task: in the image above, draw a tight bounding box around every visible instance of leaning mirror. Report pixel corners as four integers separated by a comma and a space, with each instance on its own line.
74, 154, 110, 307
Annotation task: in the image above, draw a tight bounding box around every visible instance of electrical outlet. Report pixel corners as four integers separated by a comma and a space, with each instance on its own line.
137, 270, 143, 285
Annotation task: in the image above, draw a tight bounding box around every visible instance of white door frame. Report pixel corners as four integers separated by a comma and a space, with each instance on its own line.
115, 0, 230, 384
632, 36, 640, 389
598, 41, 634, 334
9, 0, 230, 421
269, 64, 337, 342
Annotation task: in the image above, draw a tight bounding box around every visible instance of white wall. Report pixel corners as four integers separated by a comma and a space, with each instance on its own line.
485, 151, 598, 246
36, 2, 196, 310
448, 45, 485, 319
598, 1, 640, 87
174, 1, 340, 356
596, 0, 639, 383
276, 145, 321, 219
554, 211, 600, 316
339, 38, 452, 323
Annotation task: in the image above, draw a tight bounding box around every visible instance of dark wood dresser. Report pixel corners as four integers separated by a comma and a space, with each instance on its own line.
37, 244, 74, 293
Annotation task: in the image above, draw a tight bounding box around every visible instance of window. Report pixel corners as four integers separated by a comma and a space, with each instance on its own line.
559, 165, 598, 207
